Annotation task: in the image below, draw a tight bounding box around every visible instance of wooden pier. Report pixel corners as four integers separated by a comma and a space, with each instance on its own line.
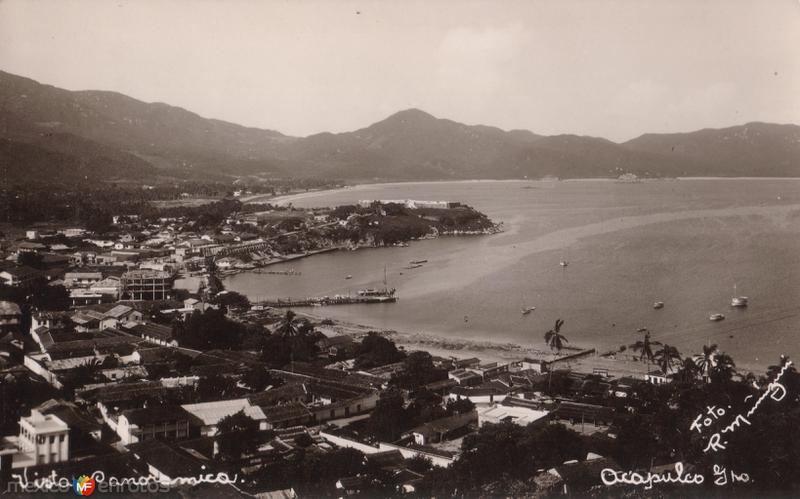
255, 294, 397, 308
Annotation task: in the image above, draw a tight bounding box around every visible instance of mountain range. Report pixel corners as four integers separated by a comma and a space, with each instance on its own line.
1, 69, 798, 185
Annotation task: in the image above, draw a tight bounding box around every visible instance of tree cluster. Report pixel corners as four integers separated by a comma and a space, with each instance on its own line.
418, 422, 586, 497
353, 332, 406, 370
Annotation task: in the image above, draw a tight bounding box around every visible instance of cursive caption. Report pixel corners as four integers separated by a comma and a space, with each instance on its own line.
602, 360, 792, 489
692, 361, 791, 453
7, 468, 240, 494
601, 462, 751, 490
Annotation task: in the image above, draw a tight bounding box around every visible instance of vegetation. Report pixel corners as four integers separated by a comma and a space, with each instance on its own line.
419, 422, 586, 496
632, 330, 659, 366
196, 374, 240, 401
260, 311, 320, 367
654, 343, 682, 374
0, 281, 70, 333
544, 318, 568, 353
392, 351, 447, 389
353, 332, 406, 369
216, 410, 261, 461
212, 291, 251, 311
365, 389, 410, 442
178, 308, 253, 350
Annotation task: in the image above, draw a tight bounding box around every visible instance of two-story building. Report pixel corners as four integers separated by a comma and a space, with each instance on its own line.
116, 406, 192, 445
0, 410, 69, 469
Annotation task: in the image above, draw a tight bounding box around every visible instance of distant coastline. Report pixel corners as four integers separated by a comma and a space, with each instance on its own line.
248, 177, 800, 207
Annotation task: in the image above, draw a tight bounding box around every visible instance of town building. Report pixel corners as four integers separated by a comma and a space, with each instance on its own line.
88, 276, 122, 300
0, 410, 70, 469
121, 269, 174, 300
0, 265, 43, 287
125, 322, 177, 347
116, 406, 192, 445
0, 301, 22, 334
181, 399, 268, 436
477, 401, 550, 427
408, 411, 477, 445
64, 272, 103, 288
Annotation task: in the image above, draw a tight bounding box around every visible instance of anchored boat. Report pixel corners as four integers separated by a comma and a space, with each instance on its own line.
731, 284, 748, 308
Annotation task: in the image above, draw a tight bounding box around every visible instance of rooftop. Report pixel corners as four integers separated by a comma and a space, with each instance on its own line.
181, 399, 266, 426
105, 304, 134, 319
262, 402, 312, 423
128, 440, 206, 479
478, 404, 550, 426
122, 269, 172, 279
122, 405, 191, 426
126, 322, 173, 341
22, 410, 69, 434
0, 301, 21, 315
248, 383, 308, 407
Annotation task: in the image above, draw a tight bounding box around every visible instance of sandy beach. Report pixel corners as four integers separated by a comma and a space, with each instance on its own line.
301, 311, 659, 378
301, 310, 582, 365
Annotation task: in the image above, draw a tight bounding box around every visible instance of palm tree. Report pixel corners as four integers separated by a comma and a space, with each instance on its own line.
693, 343, 718, 382
676, 357, 701, 383
275, 310, 300, 338
544, 319, 568, 354
632, 331, 660, 367
654, 344, 682, 374
709, 352, 736, 383
71, 358, 101, 386
765, 355, 795, 386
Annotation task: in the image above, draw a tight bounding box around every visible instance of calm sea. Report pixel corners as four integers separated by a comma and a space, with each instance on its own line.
225, 179, 800, 371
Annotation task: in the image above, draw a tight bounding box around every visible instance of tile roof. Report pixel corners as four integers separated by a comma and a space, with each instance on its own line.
44, 335, 143, 360
181, 399, 266, 426
262, 402, 312, 424
122, 405, 191, 426
248, 383, 308, 407
104, 304, 134, 318
126, 322, 173, 341
128, 440, 206, 479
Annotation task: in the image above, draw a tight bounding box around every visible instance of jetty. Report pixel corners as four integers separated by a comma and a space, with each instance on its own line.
251, 269, 302, 276
255, 294, 397, 308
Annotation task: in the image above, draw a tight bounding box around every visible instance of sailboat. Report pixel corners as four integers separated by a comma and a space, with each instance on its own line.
357, 266, 396, 299
731, 284, 748, 308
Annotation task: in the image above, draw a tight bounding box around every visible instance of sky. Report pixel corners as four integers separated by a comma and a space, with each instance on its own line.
0, 0, 798, 141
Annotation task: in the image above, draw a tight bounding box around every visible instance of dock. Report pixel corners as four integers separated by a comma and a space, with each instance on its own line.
255, 294, 397, 308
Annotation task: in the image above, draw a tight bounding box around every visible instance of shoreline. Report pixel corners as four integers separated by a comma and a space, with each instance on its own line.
300, 312, 676, 380
248, 177, 800, 206
300, 312, 772, 379
299, 310, 588, 366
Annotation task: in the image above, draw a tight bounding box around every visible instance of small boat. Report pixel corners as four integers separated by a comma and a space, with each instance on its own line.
709, 313, 725, 322
731, 297, 748, 308
560, 261, 569, 267
731, 284, 748, 308
521, 306, 536, 315
345, 275, 352, 280
410, 260, 428, 265
653, 301, 664, 309
404, 264, 423, 270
